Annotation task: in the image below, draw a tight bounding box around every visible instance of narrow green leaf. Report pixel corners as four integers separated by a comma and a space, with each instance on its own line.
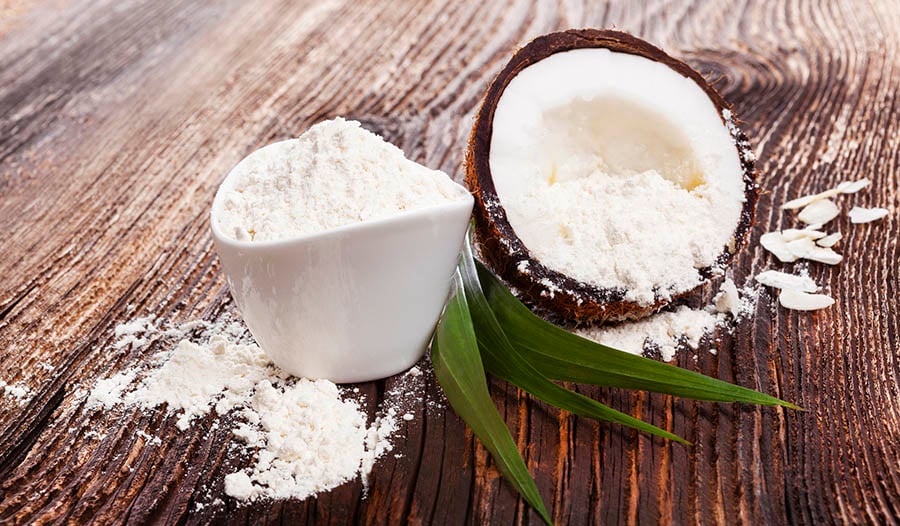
475, 257, 799, 410
459, 242, 689, 444
431, 272, 552, 526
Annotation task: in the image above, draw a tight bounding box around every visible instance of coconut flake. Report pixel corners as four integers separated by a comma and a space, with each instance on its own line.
848, 206, 889, 224
781, 178, 870, 210
760, 232, 796, 262
754, 270, 818, 292
797, 198, 839, 225
804, 229, 828, 239
785, 237, 816, 258
804, 247, 842, 265
837, 178, 870, 194
782, 188, 841, 210
784, 237, 842, 265
778, 289, 835, 311
816, 232, 842, 248
782, 228, 826, 241
761, 228, 842, 264
713, 278, 741, 317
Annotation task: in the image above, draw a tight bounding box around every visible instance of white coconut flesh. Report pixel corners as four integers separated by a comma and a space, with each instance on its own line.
489, 47, 747, 306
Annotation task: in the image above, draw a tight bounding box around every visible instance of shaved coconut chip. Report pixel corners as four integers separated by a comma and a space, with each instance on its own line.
754, 270, 818, 292
781, 178, 870, 210
796, 245, 844, 265
780, 230, 805, 241
778, 289, 835, 311
797, 198, 839, 225
785, 237, 818, 258
837, 178, 870, 194
790, 240, 842, 265
782, 188, 841, 210
817, 232, 842, 248
803, 223, 824, 231
713, 278, 741, 317
805, 247, 842, 265
782, 228, 826, 241
760, 231, 796, 262
804, 229, 827, 239
762, 231, 840, 265
849, 206, 889, 224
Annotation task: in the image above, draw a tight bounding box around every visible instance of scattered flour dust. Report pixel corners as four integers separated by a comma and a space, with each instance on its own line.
212, 117, 468, 242
577, 278, 758, 361
0, 378, 33, 403
87, 314, 413, 503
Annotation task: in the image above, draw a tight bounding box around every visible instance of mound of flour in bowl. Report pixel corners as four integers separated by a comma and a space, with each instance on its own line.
213, 117, 468, 242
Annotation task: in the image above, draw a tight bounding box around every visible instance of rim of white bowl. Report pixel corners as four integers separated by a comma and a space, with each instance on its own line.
210, 190, 473, 250
210, 138, 474, 249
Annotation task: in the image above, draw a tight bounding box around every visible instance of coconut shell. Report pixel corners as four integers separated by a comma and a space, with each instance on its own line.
465, 29, 759, 323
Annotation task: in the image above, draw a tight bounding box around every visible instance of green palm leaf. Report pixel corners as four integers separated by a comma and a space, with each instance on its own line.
431, 272, 552, 525
458, 240, 689, 444
474, 252, 798, 409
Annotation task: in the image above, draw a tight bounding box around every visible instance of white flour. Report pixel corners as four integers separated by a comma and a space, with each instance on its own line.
0, 379, 33, 403
223, 377, 391, 501
577, 279, 758, 361
212, 117, 467, 242
87, 315, 406, 503
505, 168, 742, 305
579, 306, 719, 362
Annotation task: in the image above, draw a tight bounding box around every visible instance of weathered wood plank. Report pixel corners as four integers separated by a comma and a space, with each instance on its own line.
1, 0, 899, 524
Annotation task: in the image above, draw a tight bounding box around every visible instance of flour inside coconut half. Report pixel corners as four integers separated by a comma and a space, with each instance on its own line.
489, 47, 747, 306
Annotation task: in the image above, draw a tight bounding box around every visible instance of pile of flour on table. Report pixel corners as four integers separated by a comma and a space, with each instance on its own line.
87, 315, 424, 502
578, 278, 759, 361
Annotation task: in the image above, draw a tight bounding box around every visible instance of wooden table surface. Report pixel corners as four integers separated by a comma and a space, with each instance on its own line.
1, 1, 899, 524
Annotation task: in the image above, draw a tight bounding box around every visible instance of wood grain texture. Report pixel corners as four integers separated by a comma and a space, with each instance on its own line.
1, 0, 898, 524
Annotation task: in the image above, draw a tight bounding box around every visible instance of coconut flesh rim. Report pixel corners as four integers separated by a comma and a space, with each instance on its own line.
488, 47, 746, 307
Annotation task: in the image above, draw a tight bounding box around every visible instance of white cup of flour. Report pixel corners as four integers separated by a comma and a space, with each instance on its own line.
210, 119, 473, 383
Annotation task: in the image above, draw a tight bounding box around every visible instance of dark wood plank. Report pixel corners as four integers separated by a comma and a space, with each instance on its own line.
1, 0, 899, 524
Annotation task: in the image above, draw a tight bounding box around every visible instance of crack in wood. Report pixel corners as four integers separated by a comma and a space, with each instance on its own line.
0, 282, 37, 323
0, 384, 64, 486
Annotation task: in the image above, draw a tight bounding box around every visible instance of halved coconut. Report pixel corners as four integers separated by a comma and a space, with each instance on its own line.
466, 29, 758, 322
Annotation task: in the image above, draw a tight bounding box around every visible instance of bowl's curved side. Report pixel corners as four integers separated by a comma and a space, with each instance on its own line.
212, 197, 474, 383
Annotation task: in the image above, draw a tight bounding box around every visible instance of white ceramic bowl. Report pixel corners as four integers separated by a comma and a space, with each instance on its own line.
210, 150, 473, 383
